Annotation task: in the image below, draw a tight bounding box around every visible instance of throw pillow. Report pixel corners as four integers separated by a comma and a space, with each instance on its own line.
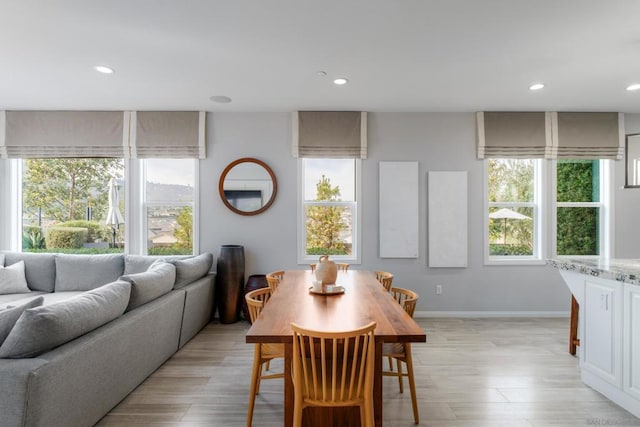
0, 261, 31, 295
0, 253, 4, 266
0, 296, 44, 345
120, 260, 176, 312
54, 254, 124, 291
2, 252, 56, 292
171, 253, 213, 289
0, 280, 131, 358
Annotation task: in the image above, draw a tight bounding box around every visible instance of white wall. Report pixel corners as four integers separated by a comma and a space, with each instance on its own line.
202, 112, 640, 314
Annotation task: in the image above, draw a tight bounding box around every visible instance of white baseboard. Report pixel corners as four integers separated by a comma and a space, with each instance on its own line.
415, 310, 570, 318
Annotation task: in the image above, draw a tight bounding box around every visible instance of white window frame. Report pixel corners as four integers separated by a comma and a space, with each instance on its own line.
1, 158, 199, 255
141, 159, 199, 256
297, 158, 362, 264
484, 158, 546, 266
551, 159, 612, 259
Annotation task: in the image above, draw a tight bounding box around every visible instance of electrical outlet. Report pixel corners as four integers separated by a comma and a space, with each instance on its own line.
436, 285, 443, 295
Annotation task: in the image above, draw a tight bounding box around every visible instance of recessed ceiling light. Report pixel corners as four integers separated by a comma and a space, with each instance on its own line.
210, 95, 232, 103
626, 83, 640, 91
529, 83, 544, 91
333, 78, 349, 85
94, 65, 115, 74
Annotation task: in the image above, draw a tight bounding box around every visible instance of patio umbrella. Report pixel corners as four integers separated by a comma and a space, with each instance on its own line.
489, 208, 531, 244
105, 178, 124, 248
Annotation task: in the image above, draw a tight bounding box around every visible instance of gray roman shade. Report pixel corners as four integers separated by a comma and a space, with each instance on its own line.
550, 112, 624, 159
292, 111, 367, 158
477, 111, 624, 160
130, 111, 206, 159
476, 112, 551, 159
0, 111, 127, 158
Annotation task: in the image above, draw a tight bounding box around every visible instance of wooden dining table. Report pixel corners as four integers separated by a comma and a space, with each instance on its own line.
245, 269, 427, 427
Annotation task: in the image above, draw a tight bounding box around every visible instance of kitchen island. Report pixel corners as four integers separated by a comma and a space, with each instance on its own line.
548, 258, 640, 417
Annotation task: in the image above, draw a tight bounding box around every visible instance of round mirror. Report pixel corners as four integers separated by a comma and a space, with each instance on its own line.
219, 158, 277, 216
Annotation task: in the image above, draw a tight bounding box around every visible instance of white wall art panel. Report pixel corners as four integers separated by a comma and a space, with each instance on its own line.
428, 171, 468, 267
379, 161, 419, 258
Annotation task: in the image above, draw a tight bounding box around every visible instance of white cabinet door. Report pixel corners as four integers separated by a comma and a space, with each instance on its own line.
583, 277, 623, 387
624, 284, 640, 400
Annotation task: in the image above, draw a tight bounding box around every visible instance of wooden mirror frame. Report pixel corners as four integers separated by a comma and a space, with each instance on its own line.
218, 157, 278, 216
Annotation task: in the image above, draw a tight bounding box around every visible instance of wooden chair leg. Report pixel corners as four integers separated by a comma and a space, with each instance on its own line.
569, 295, 580, 355
397, 358, 404, 393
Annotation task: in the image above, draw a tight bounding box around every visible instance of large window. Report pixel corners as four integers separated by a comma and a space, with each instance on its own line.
486, 158, 609, 263
21, 159, 125, 253
144, 159, 196, 255
13, 158, 197, 255
299, 158, 360, 263
487, 159, 540, 260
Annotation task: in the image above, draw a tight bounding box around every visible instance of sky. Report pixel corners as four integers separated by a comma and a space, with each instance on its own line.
146, 159, 194, 186
304, 159, 355, 201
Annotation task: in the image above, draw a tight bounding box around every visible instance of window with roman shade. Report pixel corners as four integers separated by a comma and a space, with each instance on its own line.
477, 111, 624, 160
0, 110, 207, 159
550, 112, 624, 160
0, 111, 127, 158
292, 111, 367, 159
130, 111, 206, 159
476, 112, 551, 159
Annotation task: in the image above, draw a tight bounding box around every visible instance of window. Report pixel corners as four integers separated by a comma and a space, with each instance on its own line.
144, 159, 196, 255
486, 159, 540, 261
21, 158, 125, 253
7, 158, 197, 255
555, 160, 604, 256
299, 158, 360, 263
486, 158, 610, 263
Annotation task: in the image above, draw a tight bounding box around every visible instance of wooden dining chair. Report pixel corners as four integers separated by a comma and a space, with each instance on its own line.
374, 271, 394, 292
383, 287, 419, 424
291, 321, 377, 427
266, 270, 285, 293
245, 288, 284, 427
309, 263, 349, 272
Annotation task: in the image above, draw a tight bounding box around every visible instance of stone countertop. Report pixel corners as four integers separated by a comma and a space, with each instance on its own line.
547, 258, 640, 286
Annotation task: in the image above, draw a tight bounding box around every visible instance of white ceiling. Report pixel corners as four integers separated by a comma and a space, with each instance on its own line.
2, 0, 640, 113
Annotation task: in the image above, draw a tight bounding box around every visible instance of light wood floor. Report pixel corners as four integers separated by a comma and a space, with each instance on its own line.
97, 318, 638, 426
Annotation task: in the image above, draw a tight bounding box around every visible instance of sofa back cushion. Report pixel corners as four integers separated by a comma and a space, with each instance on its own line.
0, 296, 44, 345
123, 254, 187, 275
55, 254, 124, 291
171, 253, 213, 289
0, 280, 131, 358
2, 252, 56, 292
120, 260, 176, 312
0, 261, 31, 295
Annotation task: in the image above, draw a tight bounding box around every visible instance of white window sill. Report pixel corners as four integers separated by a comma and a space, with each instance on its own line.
484, 258, 547, 267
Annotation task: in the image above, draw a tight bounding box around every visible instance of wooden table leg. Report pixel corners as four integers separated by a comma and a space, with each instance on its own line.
374, 340, 383, 427
284, 342, 293, 427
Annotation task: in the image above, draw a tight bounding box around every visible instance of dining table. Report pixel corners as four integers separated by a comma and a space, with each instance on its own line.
245, 269, 427, 427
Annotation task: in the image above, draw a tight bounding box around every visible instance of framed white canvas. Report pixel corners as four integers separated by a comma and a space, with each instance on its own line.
428, 171, 468, 267
379, 161, 419, 258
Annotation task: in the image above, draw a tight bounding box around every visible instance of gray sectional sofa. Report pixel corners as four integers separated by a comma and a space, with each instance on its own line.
0, 251, 215, 427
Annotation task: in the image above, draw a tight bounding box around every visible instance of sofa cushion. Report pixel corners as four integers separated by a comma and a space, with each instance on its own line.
0, 280, 131, 358
123, 254, 186, 275
0, 296, 44, 345
120, 260, 176, 312
2, 252, 56, 292
55, 254, 124, 291
171, 253, 213, 289
0, 261, 30, 295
